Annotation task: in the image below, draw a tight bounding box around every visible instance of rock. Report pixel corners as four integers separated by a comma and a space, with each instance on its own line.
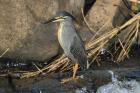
0, 0, 85, 61
86, 0, 131, 34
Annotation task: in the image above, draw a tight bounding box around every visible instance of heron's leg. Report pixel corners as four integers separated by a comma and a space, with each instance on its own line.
72, 63, 78, 79
61, 63, 79, 83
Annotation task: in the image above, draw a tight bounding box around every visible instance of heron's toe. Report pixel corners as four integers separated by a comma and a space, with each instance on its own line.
61, 77, 79, 83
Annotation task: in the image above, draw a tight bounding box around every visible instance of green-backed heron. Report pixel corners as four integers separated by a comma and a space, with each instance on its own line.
43, 11, 89, 80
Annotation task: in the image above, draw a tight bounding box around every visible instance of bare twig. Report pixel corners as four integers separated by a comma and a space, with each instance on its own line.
81, 8, 96, 34
88, 19, 111, 44
129, 0, 140, 3
0, 48, 9, 58
118, 38, 129, 58
32, 62, 43, 73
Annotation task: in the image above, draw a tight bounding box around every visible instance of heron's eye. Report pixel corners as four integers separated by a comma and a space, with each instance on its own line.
55, 17, 60, 19
59, 16, 64, 19
55, 16, 64, 20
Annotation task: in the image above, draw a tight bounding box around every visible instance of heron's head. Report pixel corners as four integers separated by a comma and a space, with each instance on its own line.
43, 11, 76, 24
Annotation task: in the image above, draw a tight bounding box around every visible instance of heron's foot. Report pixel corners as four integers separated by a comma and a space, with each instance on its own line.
61, 77, 79, 83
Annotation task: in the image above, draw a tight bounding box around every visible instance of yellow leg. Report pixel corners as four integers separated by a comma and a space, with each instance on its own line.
72, 63, 78, 79
61, 63, 79, 83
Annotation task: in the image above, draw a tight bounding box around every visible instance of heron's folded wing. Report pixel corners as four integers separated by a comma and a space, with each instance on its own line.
70, 36, 87, 68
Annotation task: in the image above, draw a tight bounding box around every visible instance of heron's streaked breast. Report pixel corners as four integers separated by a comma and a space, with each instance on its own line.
57, 19, 75, 54
58, 24, 62, 44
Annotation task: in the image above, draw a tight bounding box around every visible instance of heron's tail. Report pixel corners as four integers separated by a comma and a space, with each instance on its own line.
86, 60, 90, 69
80, 60, 89, 70
79, 57, 89, 70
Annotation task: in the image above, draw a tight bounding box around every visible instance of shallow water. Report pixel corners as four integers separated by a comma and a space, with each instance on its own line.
97, 71, 140, 93
75, 70, 140, 93
0, 69, 140, 93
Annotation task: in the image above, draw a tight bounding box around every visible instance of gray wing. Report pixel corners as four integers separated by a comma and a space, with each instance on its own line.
70, 35, 87, 69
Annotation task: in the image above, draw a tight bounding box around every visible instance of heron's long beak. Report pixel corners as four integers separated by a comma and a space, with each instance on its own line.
43, 16, 64, 24
43, 17, 56, 24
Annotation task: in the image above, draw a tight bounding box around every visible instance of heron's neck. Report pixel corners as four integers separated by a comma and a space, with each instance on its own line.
58, 18, 73, 42
60, 18, 73, 28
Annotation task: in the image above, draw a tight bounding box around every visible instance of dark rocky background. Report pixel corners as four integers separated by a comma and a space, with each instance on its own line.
0, 0, 140, 93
